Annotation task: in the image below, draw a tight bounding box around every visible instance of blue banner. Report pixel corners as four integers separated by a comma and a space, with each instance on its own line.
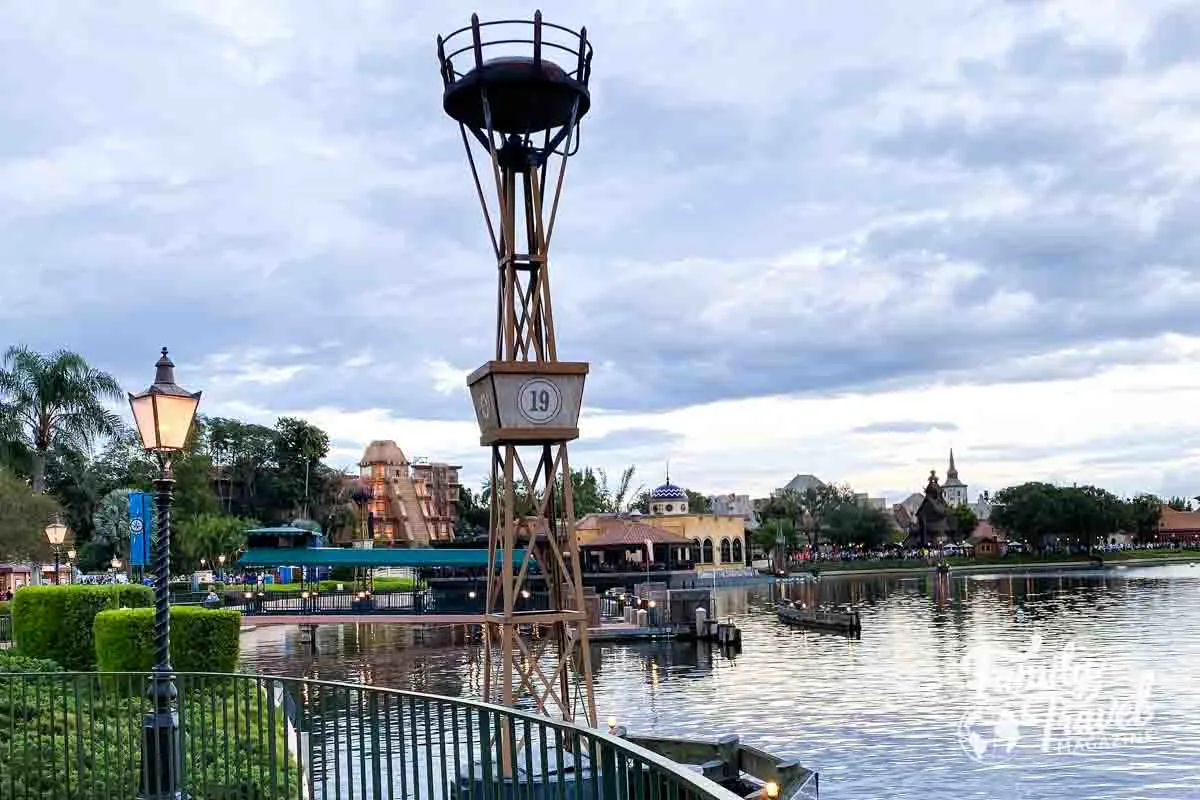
128, 491, 152, 567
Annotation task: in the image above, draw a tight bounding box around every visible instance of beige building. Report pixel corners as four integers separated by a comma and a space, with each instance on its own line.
358, 440, 461, 546
577, 476, 748, 571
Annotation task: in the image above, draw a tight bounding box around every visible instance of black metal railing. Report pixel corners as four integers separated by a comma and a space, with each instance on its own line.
202, 589, 555, 617
0, 616, 10, 643
0, 671, 740, 800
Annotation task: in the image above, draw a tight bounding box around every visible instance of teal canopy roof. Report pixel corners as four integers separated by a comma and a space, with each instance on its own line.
236, 547, 530, 568
246, 527, 316, 537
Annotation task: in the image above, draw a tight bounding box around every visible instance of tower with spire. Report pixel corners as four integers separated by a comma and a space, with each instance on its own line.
648, 460, 689, 515
942, 448, 968, 507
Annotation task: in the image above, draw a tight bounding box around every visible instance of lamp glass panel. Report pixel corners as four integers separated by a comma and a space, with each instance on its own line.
45, 523, 68, 545
152, 393, 200, 450
130, 394, 160, 449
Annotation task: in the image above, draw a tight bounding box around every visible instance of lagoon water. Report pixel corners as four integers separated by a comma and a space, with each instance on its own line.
240, 563, 1200, 800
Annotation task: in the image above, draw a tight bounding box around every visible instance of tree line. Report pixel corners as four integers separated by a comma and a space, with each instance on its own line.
989, 483, 1170, 552
753, 483, 900, 556
0, 346, 358, 574
4, 346, 1186, 575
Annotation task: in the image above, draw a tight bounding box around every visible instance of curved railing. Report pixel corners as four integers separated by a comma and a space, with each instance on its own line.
0, 670, 742, 800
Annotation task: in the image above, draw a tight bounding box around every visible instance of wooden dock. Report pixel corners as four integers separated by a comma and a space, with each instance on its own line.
776, 602, 861, 636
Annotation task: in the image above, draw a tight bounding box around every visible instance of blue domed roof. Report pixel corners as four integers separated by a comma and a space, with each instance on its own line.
650, 482, 687, 501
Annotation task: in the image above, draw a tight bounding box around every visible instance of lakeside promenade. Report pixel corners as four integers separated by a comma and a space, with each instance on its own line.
784, 551, 1199, 580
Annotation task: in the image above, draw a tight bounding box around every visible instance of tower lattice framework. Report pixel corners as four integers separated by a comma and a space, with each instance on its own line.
438, 12, 597, 728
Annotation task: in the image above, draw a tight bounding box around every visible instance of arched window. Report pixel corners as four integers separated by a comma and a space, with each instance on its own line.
720, 538, 732, 563
691, 539, 701, 563
702, 538, 714, 564
732, 538, 743, 563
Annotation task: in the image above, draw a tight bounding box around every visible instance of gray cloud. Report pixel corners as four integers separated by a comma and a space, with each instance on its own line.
852, 420, 960, 435
573, 427, 683, 454
1140, 3, 1200, 70
2, 0, 1198, 425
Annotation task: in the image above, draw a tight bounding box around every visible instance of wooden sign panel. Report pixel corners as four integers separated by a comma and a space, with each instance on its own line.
467, 362, 588, 444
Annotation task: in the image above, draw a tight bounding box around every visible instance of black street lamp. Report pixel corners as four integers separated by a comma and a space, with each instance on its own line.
128, 347, 201, 800
45, 520, 68, 584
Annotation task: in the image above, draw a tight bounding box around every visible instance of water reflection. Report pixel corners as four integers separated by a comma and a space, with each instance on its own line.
242, 564, 1200, 800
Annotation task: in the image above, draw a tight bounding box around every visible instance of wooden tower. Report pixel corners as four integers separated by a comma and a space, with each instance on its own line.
437, 13, 597, 727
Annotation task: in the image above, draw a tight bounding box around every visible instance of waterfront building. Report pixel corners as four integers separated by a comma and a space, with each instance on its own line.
410, 459, 462, 541
1156, 507, 1200, 544
942, 449, 968, 507
579, 475, 748, 571
708, 492, 760, 530
357, 440, 461, 546
905, 470, 953, 548
968, 520, 1006, 556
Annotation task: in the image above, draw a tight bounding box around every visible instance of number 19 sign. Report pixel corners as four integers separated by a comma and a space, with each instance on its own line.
467, 361, 587, 445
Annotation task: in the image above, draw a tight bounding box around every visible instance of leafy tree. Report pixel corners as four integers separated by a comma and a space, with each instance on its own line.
0, 346, 123, 492
992, 482, 1137, 552
600, 465, 640, 513
570, 467, 608, 516
825, 502, 893, 549
0, 467, 61, 562
685, 490, 713, 514
273, 416, 331, 518
43, 443, 108, 550
174, 513, 257, 576
92, 488, 137, 555
1166, 496, 1193, 512
990, 482, 1061, 551
455, 486, 489, 538
202, 416, 278, 517
751, 517, 798, 559
950, 504, 979, 539
1125, 494, 1162, 544
759, 484, 856, 550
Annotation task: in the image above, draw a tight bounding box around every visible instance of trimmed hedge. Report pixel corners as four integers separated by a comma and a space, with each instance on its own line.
0, 672, 299, 798
0, 599, 11, 616
94, 606, 241, 674
12, 584, 153, 670
0, 651, 60, 673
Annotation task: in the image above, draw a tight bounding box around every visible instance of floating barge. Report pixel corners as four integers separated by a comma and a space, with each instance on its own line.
776, 602, 861, 637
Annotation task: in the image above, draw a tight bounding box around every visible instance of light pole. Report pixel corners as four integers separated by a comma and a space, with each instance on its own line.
218, 554, 226, 584
111, 557, 122, 580
45, 520, 68, 584
128, 347, 201, 800
66, 549, 76, 585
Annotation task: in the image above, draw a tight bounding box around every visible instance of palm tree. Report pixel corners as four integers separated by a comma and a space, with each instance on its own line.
0, 346, 123, 492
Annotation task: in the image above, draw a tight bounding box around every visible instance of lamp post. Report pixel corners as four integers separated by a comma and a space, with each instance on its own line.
218, 554, 225, 584
66, 548, 76, 585
128, 347, 201, 800
111, 557, 122, 581
45, 521, 68, 584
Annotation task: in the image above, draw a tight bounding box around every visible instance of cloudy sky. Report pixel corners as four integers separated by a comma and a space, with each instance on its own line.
3, 0, 1199, 503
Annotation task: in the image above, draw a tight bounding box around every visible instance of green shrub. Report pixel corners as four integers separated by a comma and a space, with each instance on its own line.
0, 673, 299, 799
12, 584, 153, 670
0, 651, 60, 673
0, 599, 11, 616
94, 607, 241, 674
